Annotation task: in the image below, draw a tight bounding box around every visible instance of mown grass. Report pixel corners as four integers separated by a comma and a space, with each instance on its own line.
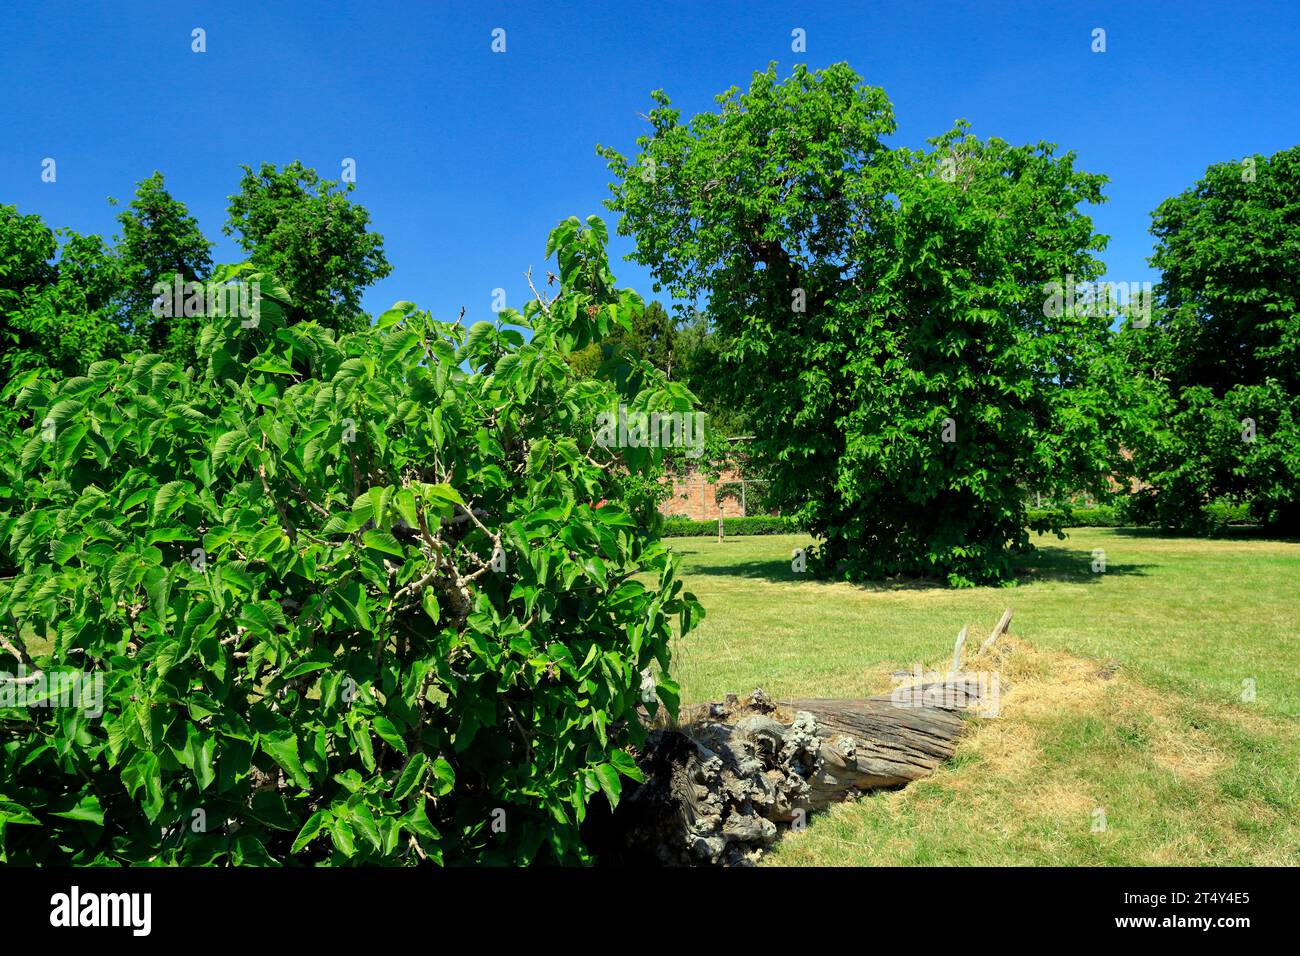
664, 529, 1300, 865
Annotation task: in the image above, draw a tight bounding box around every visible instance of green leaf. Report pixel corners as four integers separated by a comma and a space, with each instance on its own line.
609, 748, 645, 784
429, 757, 455, 796
421, 590, 440, 624
394, 753, 428, 800
291, 809, 331, 853
261, 731, 311, 789
330, 818, 357, 858
348, 804, 383, 852
152, 480, 188, 521
212, 429, 247, 471
592, 762, 622, 809
195, 735, 217, 791
0, 801, 40, 826
49, 794, 105, 826
401, 802, 439, 841
370, 717, 408, 754
281, 658, 333, 680
393, 489, 420, 530
362, 529, 404, 557
107, 550, 139, 595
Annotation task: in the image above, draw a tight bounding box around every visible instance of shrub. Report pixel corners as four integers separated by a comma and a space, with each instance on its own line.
0, 216, 703, 865
1026, 506, 1121, 529
1203, 500, 1251, 528
1115, 495, 1253, 533
661, 515, 795, 537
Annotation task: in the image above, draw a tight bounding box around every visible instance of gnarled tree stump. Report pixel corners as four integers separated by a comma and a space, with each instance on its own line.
584, 611, 1012, 865
585, 684, 987, 866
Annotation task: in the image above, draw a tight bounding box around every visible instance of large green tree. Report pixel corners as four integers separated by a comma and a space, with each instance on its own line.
600, 63, 1121, 585
1116, 145, 1300, 531
0, 210, 132, 389
567, 300, 683, 380
225, 162, 391, 332
113, 171, 214, 362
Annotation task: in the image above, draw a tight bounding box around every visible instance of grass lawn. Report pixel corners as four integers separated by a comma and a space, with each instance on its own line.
663, 528, 1300, 865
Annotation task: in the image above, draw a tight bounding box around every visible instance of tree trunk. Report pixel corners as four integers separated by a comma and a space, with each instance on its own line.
584, 685, 982, 866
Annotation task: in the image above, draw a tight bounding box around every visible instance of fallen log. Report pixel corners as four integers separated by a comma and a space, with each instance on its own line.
585, 684, 986, 867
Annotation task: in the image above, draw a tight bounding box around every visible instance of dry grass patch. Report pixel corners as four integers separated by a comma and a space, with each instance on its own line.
764, 635, 1296, 866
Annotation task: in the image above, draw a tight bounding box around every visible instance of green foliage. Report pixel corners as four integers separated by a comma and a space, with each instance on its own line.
1116, 145, 1300, 532
1203, 499, 1252, 528
568, 300, 684, 380
665, 508, 1234, 536
0, 215, 702, 865
1026, 506, 1121, 530
0, 204, 57, 299
600, 63, 1121, 585
225, 162, 392, 333
1111, 497, 1253, 533
1, 165, 391, 431
566, 299, 764, 533
0, 212, 134, 396
661, 515, 795, 537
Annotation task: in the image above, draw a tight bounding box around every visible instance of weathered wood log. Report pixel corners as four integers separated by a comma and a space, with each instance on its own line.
788, 696, 964, 802
584, 685, 982, 866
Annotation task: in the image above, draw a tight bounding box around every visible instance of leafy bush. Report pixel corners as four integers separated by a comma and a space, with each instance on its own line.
1027, 501, 1255, 532
0, 216, 702, 865
1203, 500, 1252, 528
1026, 506, 1121, 529
1114, 496, 1253, 533
661, 515, 795, 537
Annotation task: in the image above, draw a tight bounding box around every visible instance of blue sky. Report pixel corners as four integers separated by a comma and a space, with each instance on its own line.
2, 0, 1297, 326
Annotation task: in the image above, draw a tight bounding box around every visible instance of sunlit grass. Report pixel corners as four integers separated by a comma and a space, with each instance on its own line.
665, 529, 1300, 865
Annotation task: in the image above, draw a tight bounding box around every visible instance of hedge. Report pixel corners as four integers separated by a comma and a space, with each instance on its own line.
663, 502, 1255, 539
1026, 506, 1122, 528
661, 515, 795, 537
1031, 502, 1253, 531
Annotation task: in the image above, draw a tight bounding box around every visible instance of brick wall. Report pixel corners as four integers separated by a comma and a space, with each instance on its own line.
659, 468, 747, 520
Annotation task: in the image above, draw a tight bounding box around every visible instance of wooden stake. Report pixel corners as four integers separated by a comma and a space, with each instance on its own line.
978, 608, 1014, 656
950, 625, 968, 675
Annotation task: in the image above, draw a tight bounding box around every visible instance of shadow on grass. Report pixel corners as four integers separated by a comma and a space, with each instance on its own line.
1017, 547, 1153, 584
677, 545, 1153, 588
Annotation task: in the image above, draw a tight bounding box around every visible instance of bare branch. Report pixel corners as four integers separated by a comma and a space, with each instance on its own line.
0, 632, 34, 671
525, 268, 555, 317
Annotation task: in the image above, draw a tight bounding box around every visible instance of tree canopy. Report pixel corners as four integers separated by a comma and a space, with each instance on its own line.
113, 171, 214, 361
1116, 145, 1300, 531
0, 163, 392, 399
601, 63, 1123, 584
225, 161, 392, 334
